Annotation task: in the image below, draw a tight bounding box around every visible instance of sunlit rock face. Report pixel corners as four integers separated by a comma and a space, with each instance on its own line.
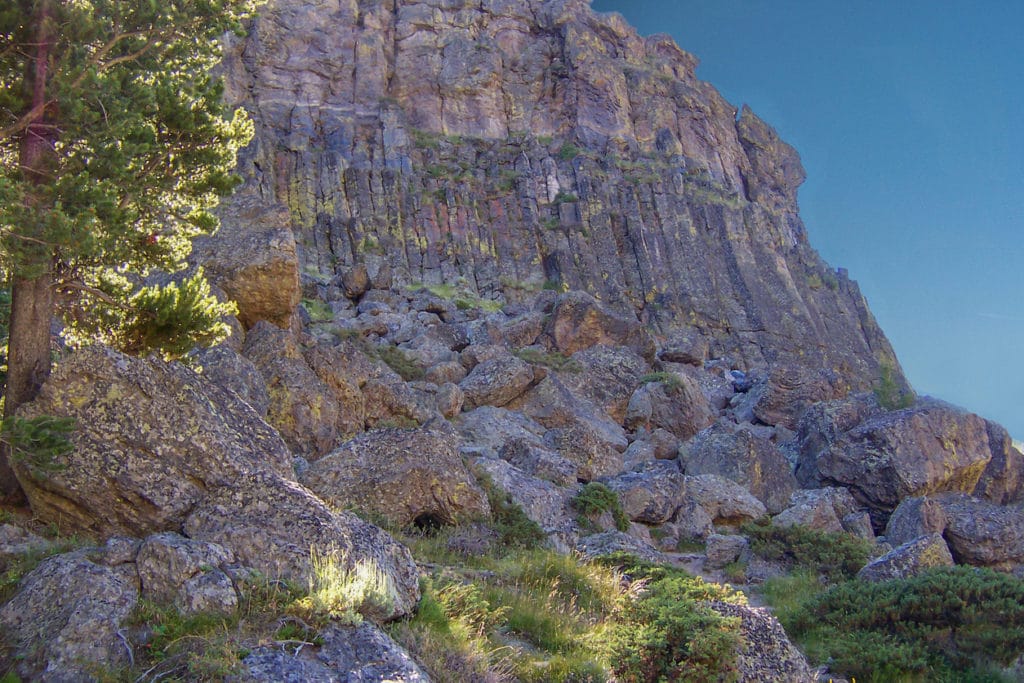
210, 0, 905, 390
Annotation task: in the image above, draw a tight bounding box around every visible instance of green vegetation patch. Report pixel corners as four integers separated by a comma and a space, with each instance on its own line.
572, 483, 629, 533
742, 519, 874, 581
779, 567, 1024, 682
639, 371, 683, 392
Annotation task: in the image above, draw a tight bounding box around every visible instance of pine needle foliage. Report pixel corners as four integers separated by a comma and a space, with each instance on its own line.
0, 0, 259, 354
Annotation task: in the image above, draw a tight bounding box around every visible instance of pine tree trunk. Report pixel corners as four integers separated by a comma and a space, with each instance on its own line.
1, 0, 55, 504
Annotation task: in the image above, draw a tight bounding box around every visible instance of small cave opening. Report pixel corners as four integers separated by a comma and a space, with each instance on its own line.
412, 512, 446, 535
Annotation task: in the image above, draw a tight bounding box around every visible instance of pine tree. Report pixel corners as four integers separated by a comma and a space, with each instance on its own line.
0, 0, 260, 500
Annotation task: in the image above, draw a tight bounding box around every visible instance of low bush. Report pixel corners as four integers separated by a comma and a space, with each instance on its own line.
782, 566, 1024, 681
602, 557, 745, 683
741, 519, 873, 581
572, 483, 629, 532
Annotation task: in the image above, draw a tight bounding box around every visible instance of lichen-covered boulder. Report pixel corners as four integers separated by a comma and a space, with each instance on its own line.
557, 345, 650, 423
193, 345, 271, 417
884, 496, 949, 546
771, 487, 861, 535
499, 438, 578, 486
192, 194, 299, 329
300, 425, 490, 527
681, 422, 797, 514
796, 395, 994, 512
937, 493, 1024, 571
242, 322, 348, 458
233, 623, 429, 682
683, 475, 767, 527
605, 461, 685, 524
707, 601, 815, 682
0, 552, 139, 682
184, 472, 419, 621
458, 354, 535, 410
543, 291, 656, 361
857, 534, 954, 582
544, 424, 624, 482
455, 406, 547, 458
14, 346, 293, 537
136, 532, 238, 615
704, 533, 749, 570
508, 375, 629, 460
473, 457, 575, 542
634, 375, 716, 441
974, 420, 1024, 504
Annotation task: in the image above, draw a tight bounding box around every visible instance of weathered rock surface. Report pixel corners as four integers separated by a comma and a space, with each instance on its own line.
796, 396, 996, 513
184, 473, 419, 621
575, 530, 666, 564
0, 552, 139, 682
234, 623, 430, 682
300, 425, 490, 527
684, 474, 767, 527
605, 461, 685, 524
708, 601, 815, 682
704, 533, 749, 570
14, 346, 293, 537
136, 532, 238, 615
192, 193, 299, 329
544, 291, 656, 361
473, 458, 575, 542
633, 375, 716, 441
883, 493, 1024, 571
458, 354, 535, 410
215, 0, 904, 391
857, 534, 954, 582
772, 487, 862, 535
682, 422, 797, 514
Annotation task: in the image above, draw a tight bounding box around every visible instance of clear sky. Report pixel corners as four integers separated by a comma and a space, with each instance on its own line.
592, 0, 1024, 438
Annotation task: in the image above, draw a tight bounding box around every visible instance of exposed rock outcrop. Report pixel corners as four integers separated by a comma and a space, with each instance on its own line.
796, 395, 1000, 514
14, 346, 294, 537
0, 552, 139, 681
300, 424, 490, 527
215, 0, 905, 390
185, 473, 420, 621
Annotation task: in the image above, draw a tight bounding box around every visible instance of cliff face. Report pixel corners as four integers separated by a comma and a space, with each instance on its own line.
214, 0, 902, 388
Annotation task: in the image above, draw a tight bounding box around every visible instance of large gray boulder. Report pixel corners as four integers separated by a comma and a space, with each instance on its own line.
884, 493, 1024, 571
300, 425, 490, 527
233, 623, 429, 682
604, 461, 686, 524
458, 354, 535, 410
184, 473, 420, 622
796, 395, 995, 512
543, 291, 656, 362
557, 344, 650, 423
708, 602, 815, 682
681, 422, 798, 514
14, 345, 293, 537
192, 194, 300, 330
0, 552, 139, 682
857, 534, 954, 582
683, 474, 767, 527
136, 532, 238, 615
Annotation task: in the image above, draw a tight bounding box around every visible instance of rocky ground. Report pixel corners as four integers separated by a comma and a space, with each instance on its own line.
2, 282, 1023, 681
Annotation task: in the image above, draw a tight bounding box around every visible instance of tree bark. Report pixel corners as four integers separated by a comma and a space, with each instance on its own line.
1, 0, 55, 504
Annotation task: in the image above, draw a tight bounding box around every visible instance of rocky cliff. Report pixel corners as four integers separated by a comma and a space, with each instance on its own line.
203, 0, 903, 390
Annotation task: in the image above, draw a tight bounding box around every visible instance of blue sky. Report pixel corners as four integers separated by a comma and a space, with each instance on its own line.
592, 0, 1024, 438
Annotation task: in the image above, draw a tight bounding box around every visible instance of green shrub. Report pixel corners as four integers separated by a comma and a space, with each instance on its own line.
875, 360, 915, 410
552, 190, 579, 205
742, 519, 873, 581
605, 574, 743, 682
783, 567, 1024, 681
301, 298, 334, 323
572, 483, 629, 532
557, 143, 581, 161
638, 371, 682, 392
478, 474, 546, 550
2, 415, 75, 477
